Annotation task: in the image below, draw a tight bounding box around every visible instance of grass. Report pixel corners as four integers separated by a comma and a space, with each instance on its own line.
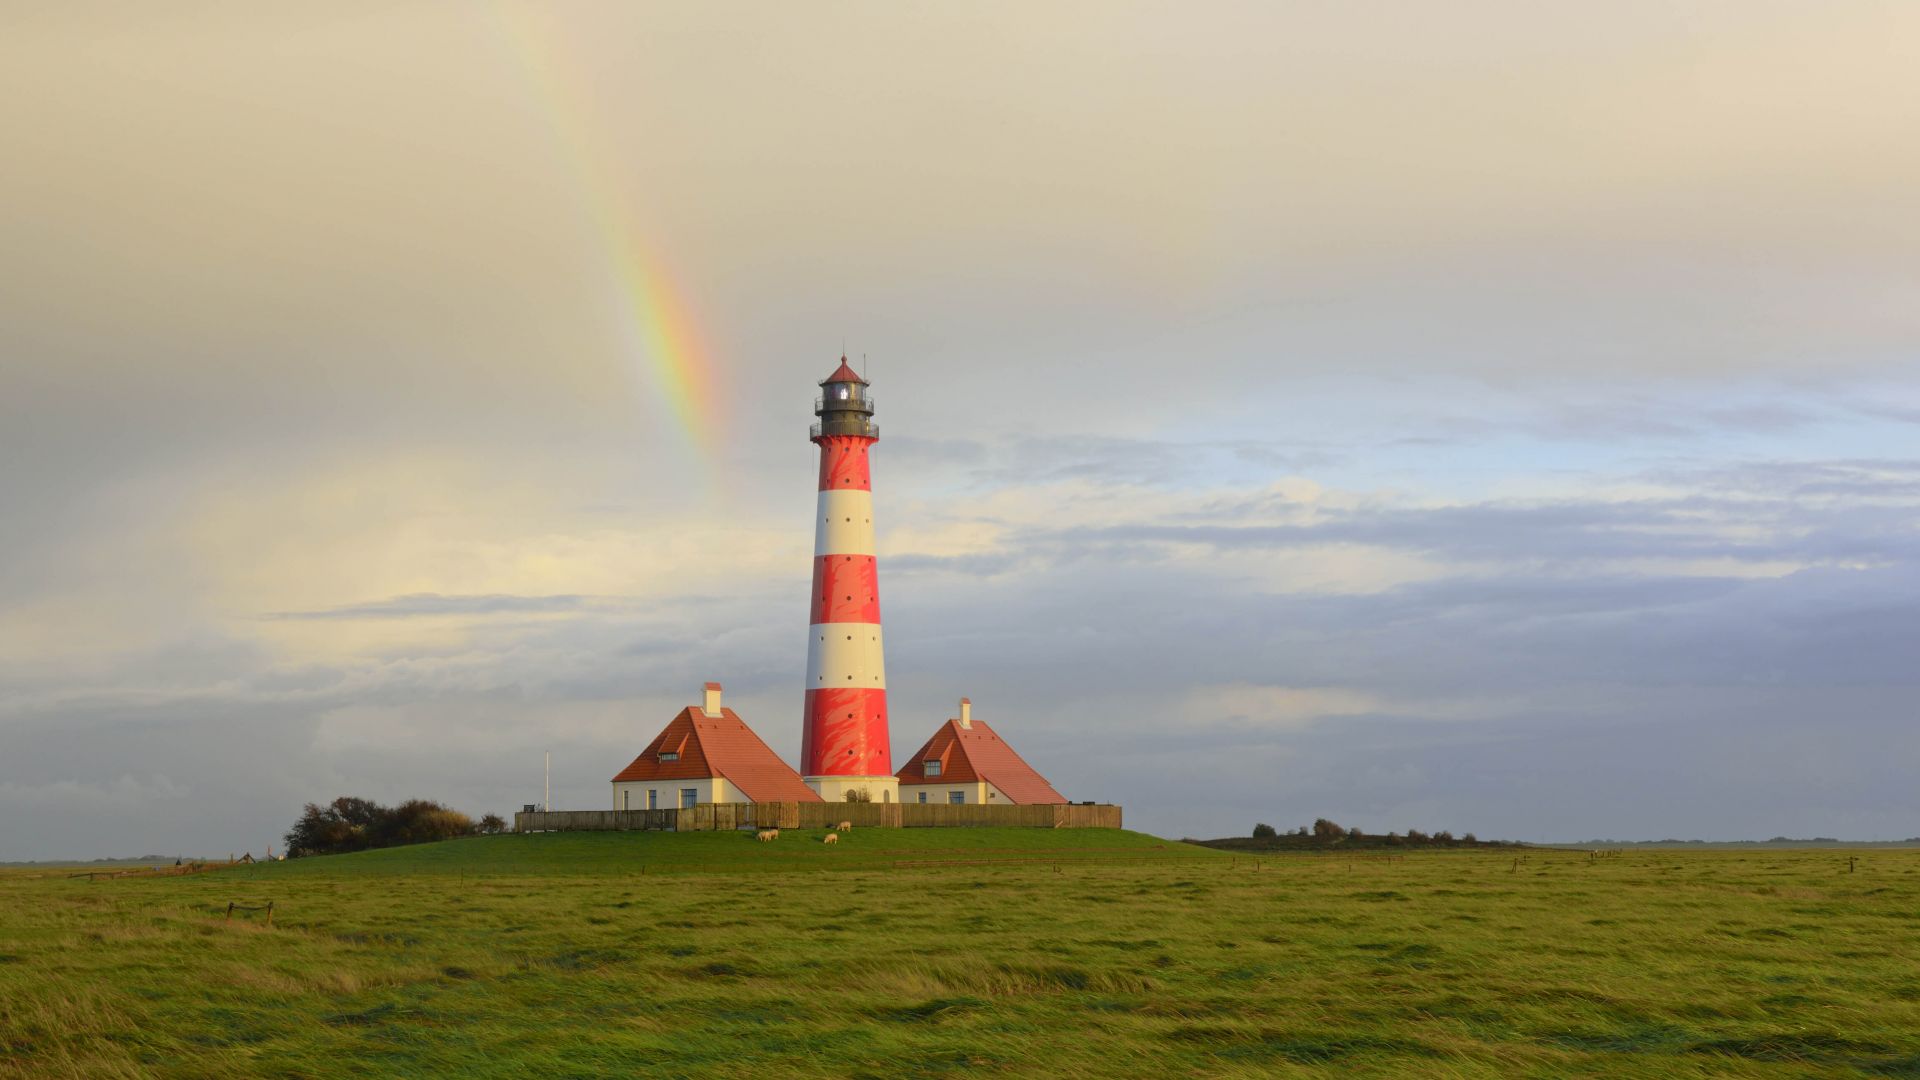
3, 830, 1918, 1077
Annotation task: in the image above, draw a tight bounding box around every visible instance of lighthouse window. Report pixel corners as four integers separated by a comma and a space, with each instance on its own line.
833, 385, 850, 400
924, 760, 942, 778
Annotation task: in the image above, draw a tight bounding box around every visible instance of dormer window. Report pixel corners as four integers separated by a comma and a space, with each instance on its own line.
924, 759, 942, 777
659, 751, 679, 762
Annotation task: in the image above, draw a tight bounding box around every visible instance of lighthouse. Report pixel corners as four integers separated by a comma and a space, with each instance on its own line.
800, 359, 898, 803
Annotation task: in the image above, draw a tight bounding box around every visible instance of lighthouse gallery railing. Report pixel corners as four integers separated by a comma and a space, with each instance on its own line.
810, 421, 879, 439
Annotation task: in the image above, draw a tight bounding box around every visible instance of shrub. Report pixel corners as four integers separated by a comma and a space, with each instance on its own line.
843, 788, 872, 803
383, 799, 474, 846
478, 814, 507, 835
284, 796, 477, 858
1252, 823, 1278, 839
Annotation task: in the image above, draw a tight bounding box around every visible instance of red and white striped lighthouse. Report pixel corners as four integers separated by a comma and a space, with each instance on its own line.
800, 358, 898, 803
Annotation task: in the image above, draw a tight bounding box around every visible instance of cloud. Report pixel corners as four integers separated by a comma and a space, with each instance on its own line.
266, 593, 601, 620
0, 774, 191, 811
1180, 684, 1387, 731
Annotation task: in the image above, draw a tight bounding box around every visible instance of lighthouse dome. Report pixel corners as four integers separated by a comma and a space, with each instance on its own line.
821, 358, 867, 386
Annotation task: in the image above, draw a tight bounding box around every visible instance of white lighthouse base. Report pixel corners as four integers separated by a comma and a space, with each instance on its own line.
805, 775, 900, 805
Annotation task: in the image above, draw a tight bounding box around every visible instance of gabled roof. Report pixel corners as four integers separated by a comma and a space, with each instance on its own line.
612, 706, 822, 802
821, 357, 867, 385
895, 718, 1067, 804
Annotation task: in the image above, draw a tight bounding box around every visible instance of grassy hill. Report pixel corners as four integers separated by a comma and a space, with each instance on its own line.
245, 825, 1208, 878
5, 835, 1920, 1077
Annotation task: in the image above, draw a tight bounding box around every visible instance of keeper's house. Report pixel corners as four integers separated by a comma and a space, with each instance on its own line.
895, 699, 1067, 806
611, 683, 822, 810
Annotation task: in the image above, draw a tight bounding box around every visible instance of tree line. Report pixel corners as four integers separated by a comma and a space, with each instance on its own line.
1197, 817, 1511, 852
284, 796, 507, 858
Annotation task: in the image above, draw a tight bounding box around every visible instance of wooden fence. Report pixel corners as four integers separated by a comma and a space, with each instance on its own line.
514, 802, 1121, 834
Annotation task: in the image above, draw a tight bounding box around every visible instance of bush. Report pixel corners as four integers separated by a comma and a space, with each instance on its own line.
478, 814, 507, 835
1252, 823, 1278, 839
843, 788, 872, 803
284, 796, 477, 858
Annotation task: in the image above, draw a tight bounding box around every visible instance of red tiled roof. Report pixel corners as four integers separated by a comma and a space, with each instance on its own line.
612, 707, 822, 802
821, 357, 867, 385
895, 718, 1066, 804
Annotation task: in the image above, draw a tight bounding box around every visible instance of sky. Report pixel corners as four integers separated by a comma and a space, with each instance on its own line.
2, 2, 1917, 859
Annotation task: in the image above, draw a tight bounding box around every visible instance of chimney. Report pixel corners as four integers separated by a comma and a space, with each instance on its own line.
703, 682, 723, 717
959, 697, 971, 729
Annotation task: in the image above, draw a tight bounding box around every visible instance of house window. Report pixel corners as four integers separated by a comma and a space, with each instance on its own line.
924, 760, 942, 777
948, 791, 965, 805
917, 792, 928, 804
680, 788, 698, 809
647, 789, 658, 810
659, 751, 679, 762
622, 790, 629, 810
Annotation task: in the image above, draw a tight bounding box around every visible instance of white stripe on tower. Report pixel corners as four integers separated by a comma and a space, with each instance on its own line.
805, 625, 887, 688
815, 489, 876, 557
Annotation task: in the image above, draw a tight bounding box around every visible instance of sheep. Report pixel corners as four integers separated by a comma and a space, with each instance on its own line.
834, 820, 853, 832
756, 829, 778, 842
822, 833, 839, 845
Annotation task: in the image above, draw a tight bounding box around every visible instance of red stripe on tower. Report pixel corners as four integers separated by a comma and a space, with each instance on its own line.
810, 555, 880, 624
817, 438, 872, 491
800, 358, 895, 800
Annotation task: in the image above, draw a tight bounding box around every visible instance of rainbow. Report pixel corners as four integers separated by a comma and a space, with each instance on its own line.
486, 3, 722, 454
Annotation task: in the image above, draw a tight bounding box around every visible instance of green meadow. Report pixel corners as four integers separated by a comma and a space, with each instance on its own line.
3, 830, 1918, 1078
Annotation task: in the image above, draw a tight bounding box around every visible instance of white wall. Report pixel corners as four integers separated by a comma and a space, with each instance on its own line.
806, 774, 899, 804
898, 780, 1011, 805
612, 776, 735, 810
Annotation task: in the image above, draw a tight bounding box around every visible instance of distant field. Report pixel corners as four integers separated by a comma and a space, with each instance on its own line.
3, 830, 1918, 1077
